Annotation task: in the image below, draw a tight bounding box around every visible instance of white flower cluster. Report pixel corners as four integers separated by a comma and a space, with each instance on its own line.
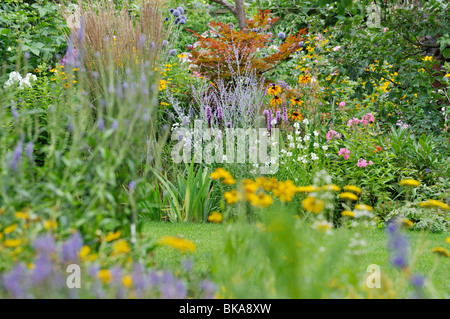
4, 71, 37, 89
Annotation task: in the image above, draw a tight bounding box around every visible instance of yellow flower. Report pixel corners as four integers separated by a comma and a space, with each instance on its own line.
255, 177, 278, 192
207, 212, 223, 223
299, 74, 311, 84
321, 185, 341, 192
267, 84, 281, 96
242, 179, 259, 194
444, 74, 450, 78
210, 168, 234, 183
272, 180, 297, 202
122, 275, 133, 288
50, 68, 57, 73
290, 98, 303, 106
343, 185, 362, 194
88, 253, 98, 261
289, 111, 303, 122
15, 212, 29, 220
97, 269, 112, 283
302, 197, 324, 213
296, 185, 320, 193
4, 224, 17, 234
3, 239, 22, 248
423, 56, 433, 61
269, 96, 282, 107
430, 247, 450, 257
44, 220, 58, 230
159, 236, 196, 253
399, 218, 414, 228
159, 79, 167, 91
224, 189, 242, 204
79, 245, 91, 261
247, 192, 273, 208
355, 204, 373, 211
399, 179, 421, 187
341, 211, 354, 218
112, 239, 131, 255
105, 230, 121, 242
419, 199, 450, 210
339, 192, 358, 201
445, 237, 450, 244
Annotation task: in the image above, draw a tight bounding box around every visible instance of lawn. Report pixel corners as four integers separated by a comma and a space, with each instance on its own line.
142, 221, 449, 294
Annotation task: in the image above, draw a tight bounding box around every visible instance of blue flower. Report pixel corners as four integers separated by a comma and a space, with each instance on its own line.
164, 17, 169, 22
278, 32, 286, 40
177, 7, 184, 14
169, 49, 177, 56
162, 40, 169, 47
172, 9, 180, 17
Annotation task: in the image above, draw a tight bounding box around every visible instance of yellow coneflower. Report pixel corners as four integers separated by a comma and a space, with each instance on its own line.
289, 111, 303, 122
267, 84, 281, 96
290, 97, 303, 106
270, 95, 283, 107
299, 74, 311, 84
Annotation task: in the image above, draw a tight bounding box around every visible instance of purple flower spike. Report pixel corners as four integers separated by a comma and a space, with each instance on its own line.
62, 232, 83, 263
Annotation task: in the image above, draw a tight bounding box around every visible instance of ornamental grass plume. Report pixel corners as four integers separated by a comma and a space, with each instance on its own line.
59, 0, 171, 94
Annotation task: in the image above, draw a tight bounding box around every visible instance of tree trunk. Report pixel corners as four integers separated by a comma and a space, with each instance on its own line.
209, 0, 247, 30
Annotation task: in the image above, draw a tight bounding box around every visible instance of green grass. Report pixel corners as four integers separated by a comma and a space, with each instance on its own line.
142, 221, 449, 295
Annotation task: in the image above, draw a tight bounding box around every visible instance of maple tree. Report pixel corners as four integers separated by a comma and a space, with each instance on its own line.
186, 10, 307, 83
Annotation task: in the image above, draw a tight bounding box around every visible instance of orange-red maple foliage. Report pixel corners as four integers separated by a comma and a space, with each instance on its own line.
186, 10, 307, 83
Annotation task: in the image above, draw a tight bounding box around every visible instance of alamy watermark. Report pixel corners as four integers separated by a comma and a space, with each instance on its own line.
171, 120, 279, 174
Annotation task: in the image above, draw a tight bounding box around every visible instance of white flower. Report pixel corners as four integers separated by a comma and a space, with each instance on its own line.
287, 134, 293, 141
311, 153, 319, 160
314, 142, 319, 148
303, 134, 310, 142
289, 142, 295, 149
7, 47, 12, 52
313, 130, 319, 136
293, 122, 300, 129
322, 145, 328, 151
286, 151, 292, 157
302, 118, 309, 125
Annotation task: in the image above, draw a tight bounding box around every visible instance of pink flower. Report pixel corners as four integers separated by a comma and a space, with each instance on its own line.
326, 130, 341, 142
383, 27, 389, 32
363, 113, 375, 123
368, 160, 374, 166
338, 148, 350, 160
332, 46, 341, 52
347, 117, 360, 127
339, 101, 346, 107
357, 158, 368, 167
